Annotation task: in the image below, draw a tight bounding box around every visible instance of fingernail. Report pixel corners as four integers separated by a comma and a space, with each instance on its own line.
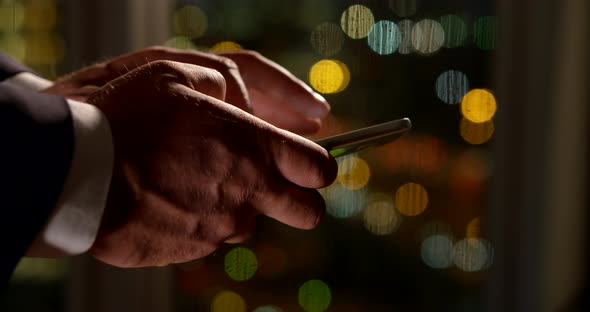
313, 92, 328, 105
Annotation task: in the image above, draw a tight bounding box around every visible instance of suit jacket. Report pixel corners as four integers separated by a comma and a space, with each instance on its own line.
0, 53, 74, 284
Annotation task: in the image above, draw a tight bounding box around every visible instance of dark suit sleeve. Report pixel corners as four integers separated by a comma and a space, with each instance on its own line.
0, 70, 74, 283
0, 53, 30, 81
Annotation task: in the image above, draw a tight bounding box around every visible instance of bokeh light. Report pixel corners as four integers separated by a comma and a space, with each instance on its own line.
310, 22, 344, 57
0, 1, 24, 32
367, 20, 401, 55
23, 0, 57, 31
337, 156, 371, 190
453, 238, 493, 272
173, 5, 208, 38
340, 4, 375, 39
23, 32, 64, 65
440, 14, 469, 48
394, 182, 428, 216
0, 33, 26, 62
363, 192, 402, 235
460, 117, 494, 144
164, 36, 197, 50
449, 149, 491, 206
460, 89, 497, 123
211, 290, 247, 312
388, 0, 417, 17
11, 258, 66, 282
298, 279, 332, 312
308, 59, 350, 94
253, 305, 284, 312
473, 16, 496, 50
411, 19, 445, 55
210, 41, 242, 52
397, 19, 415, 54
320, 181, 367, 219
435, 70, 470, 104
421, 234, 454, 269
466, 217, 481, 238
224, 247, 258, 282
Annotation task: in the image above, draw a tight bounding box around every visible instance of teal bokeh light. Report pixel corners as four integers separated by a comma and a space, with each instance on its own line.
367, 20, 401, 55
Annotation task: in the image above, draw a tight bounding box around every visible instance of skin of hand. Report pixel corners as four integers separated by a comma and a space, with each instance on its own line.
86, 60, 338, 267
43, 46, 329, 135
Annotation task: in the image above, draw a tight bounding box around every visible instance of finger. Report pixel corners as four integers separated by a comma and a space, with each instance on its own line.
106, 47, 251, 111
151, 60, 227, 101
254, 181, 326, 230
250, 88, 321, 135
224, 217, 256, 244
216, 51, 330, 119
264, 127, 338, 189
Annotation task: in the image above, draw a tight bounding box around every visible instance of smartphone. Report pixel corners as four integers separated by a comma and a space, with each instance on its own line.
315, 118, 411, 158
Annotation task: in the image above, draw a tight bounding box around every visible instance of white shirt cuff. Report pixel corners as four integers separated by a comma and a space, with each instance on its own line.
36, 99, 114, 255
2, 72, 54, 91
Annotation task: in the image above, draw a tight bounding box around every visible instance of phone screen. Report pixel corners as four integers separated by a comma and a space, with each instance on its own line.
315, 118, 411, 158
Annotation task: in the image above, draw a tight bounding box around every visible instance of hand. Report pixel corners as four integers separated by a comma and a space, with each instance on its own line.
43, 46, 329, 134
86, 60, 337, 267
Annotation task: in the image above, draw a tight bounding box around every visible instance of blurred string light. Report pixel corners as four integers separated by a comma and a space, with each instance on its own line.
435, 70, 470, 104
421, 234, 454, 269
466, 217, 481, 238
374, 134, 448, 175
310, 22, 344, 57
473, 16, 496, 50
363, 192, 402, 235
298, 279, 332, 312
394, 182, 428, 216
0, 1, 24, 32
397, 19, 414, 54
164, 36, 197, 50
460, 117, 494, 145
253, 305, 284, 312
388, 0, 417, 18
308, 59, 350, 94
211, 290, 247, 312
440, 14, 469, 48
224, 246, 258, 282
320, 180, 367, 218
11, 258, 66, 282
367, 20, 401, 55
452, 238, 494, 272
411, 19, 445, 55
210, 40, 242, 52
337, 156, 371, 190
173, 5, 208, 38
340, 4, 374, 39
460, 89, 497, 123
449, 149, 492, 205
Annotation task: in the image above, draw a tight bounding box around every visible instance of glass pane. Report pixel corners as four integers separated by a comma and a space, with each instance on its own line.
171, 1, 497, 311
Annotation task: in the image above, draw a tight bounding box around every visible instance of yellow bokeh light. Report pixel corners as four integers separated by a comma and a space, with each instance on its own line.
337, 156, 370, 190
0, 2, 25, 32
23, 0, 57, 31
211, 290, 247, 312
23, 32, 64, 65
210, 41, 242, 52
461, 89, 497, 123
466, 217, 481, 238
164, 36, 197, 50
363, 193, 401, 235
340, 4, 375, 39
308, 59, 350, 94
173, 5, 208, 38
460, 117, 494, 144
394, 182, 428, 216
0, 33, 26, 62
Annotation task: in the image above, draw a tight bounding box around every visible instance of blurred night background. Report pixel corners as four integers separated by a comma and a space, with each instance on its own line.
1, 0, 588, 312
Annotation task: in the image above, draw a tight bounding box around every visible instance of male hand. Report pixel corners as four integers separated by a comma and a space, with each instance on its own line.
44, 46, 329, 135
86, 60, 337, 267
